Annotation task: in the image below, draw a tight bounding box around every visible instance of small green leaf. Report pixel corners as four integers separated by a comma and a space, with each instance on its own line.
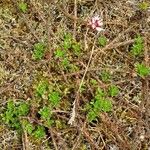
54, 49, 65, 58
46, 119, 54, 127
61, 58, 70, 69
22, 120, 35, 135
95, 88, 105, 99
39, 106, 52, 120
7, 100, 15, 111
90, 79, 97, 86
138, 2, 149, 10
98, 36, 107, 47
87, 110, 97, 122
108, 85, 120, 97
72, 42, 81, 56
100, 71, 111, 82
36, 80, 48, 97
100, 99, 112, 112
48, 91, 61, 107
33, 42, 46, 60
86, 87, 113, 122
135, 63, 150, 77
2, 100, 22, 130
18, 2, 28, 13
63, 33, 72, 50
17, 102, 30, 116
131, 35, 143, 56
33, 126, 46, 139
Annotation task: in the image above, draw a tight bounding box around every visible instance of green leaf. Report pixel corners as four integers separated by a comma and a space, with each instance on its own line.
18, 2, 28, 13
98, 36, 107, 47
39, 106, 52, 120
2, 100, 22, 130
61, 58, 70, 69
63, 33, 72, 50
93, 98, 112, 112
87, 110, 97, 122
36, 80, 48, 97
90, 79, 97, 86
17, 102, 29, 116
33, 126, 46, 139
48, 91, 61, 107
108, 85, 119, 97
72, 42, 81, 56
95, 88, 105, 99
100, 71, 111, 82
54, 49, 65, 58
33, 42, 46, 60
3, 111, 14, 124
22, 120, 35, 135
131, 35, 143, 56
135, 63, 150, 77
45, 119, 54, 127
7, 100, 15, 111
138, 2, 149, 10
100, 99, 112, 112
86, 87, 113, 122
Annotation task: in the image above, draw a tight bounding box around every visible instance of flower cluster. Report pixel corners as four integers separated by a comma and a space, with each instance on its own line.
88, 15, 104, 32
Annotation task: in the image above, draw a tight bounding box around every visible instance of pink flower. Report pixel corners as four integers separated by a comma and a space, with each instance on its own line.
88, 15, 104, 32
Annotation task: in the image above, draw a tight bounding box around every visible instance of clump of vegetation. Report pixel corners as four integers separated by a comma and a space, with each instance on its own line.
22, 119, 46, 139
22, 119, 35, 134
35, 80, 62, 127
135, 63, 150, 77
35, 80, 49, 97
33, 42, 46, 60
138, 2, 149, 10
48, 91, 61, 107
1, 100, 30, 130
54, 48, 65, 58
100, 70, 111, 82
98, 35, 108, 47
32, 125, 46, 139
72, 42, 81, 56
39, 106, 54, 127
1, 1, 150, 149
131, 35, 144, 56
108, 85, 120, 97
54, 32, 81, 71
86, 88, 113, 122
90, 79, 98, 86
18, 2, 28, 13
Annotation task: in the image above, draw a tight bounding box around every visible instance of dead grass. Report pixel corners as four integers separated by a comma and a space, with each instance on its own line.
0, 0, 150, 150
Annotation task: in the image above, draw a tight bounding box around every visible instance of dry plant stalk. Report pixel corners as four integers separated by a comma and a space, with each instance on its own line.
68, 34, 98, 125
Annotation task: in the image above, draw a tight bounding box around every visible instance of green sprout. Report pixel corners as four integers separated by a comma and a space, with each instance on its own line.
48, 91, 61, 107
86, 88, 112, 122
33, 125, 46, 139
2, 100, 30, 130
22, 119, 35, 135
100, 71, 111, 82
135, 63, 150, 77
63, 33, 72, 50
33, 42, 46, 60
35, 80, 49, 97
108, 85, 120, 97
98, 36, 107, 47
54, 49, 65, 58
18, 2, 28, 13
138, 2, 149, 10
39, 106, 52, 120
72, 42, 81, 56
131, 35, 143, 56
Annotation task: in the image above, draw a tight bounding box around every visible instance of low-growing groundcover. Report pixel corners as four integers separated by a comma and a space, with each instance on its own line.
0, 1, 150, 150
